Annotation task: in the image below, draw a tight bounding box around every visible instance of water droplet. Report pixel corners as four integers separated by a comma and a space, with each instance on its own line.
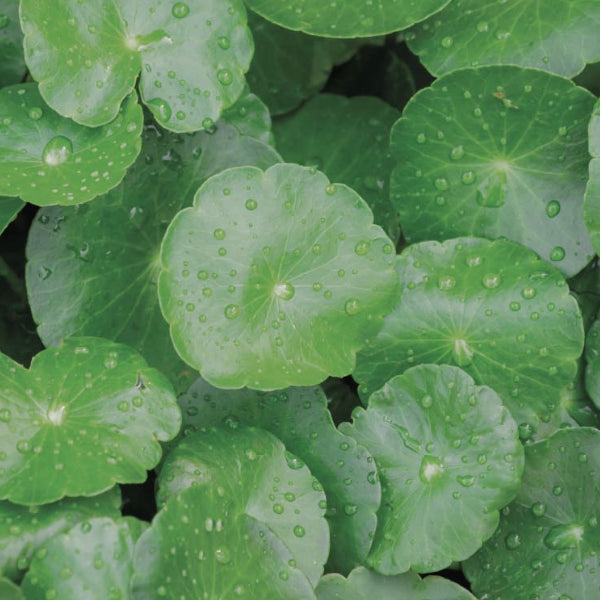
171, 2, 189, 18
215, 547, 231, 564
274, 282, 295, 301
440, 36, 453, 48
354, 240, 370, 255
476, 21, 488, 32
272, 503, 284, 514
344, 298, 360, 315
546, 200, 561, 218
293, 525, 305, 538
42, 136, 73, 166
452, 338, 474, 367
420, 395, 433, 408
434, 177, 449, 191
509, 301, 520, 311
461, 171, 476, 185
531, 502, 547, 517
552, 485, 563, 496
344, 504, 358, 516
450, 145, 464, 160
217, 69, 233, 86
437, 275, 456, 290
521, 286, 536, 299
505, 532, 521, 550
482, 273, 501, 289
0, 408, 11, 422
28, 107, 43, 120
147, 98, 172, 122
16, 440, 31, 454
416, 133, 426, 144
550, 246, 565, 262
217, 36, 230, 49
419, 455, 443, 483
245, 198, 257, 210
456, 474, 475, 487
544, 524, 583, 550
213, 228, 226, 240
224, 304, 240, 319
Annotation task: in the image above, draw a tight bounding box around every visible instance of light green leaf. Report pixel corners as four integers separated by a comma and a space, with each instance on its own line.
354, 237, 584, 435
0, 577, 23, 600
406, 0, 600, 77
21, 516, 145, 600
0, 199, 23, 236
0, 1, 25, 88
173, 381, 380, 574
158, 163, 399, 390
221, 88, 275, 145
245, 0, 452, 38
158, 424, 328, 585
316, 567, 477, 600
273, 94, 400, 243
21, 0, 253, 131
464, 427, 600, 600
25, 117, 280, 392
342, 364, 523, 574
246, 11, 360, 115
584, 98, 600, 256
0, 84, 142, 206
390, 66, 595, 278
585, 319, 600, 408
0, 487, 121, 581
0, 337, 181, 505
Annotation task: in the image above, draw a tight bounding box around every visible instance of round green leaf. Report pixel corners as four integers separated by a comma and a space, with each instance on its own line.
316, 567, 477, 600
159, 163, 399, 389
0, 199, 23, 236
132, 483, 317, 600
0, 487, 121, 581
585, 318, 600, 408
0, 577, 23, 600
246, 11, 360, 116
354, 237, 584, 435
0, 83, 142, 206
157, 424, 329, 585
390, 66, 595, 278
244, 0, 452, 38
342, 364, 523, 574
274, 94, 400, 243
21, 0, 253, 131
406, 0, 600, 77
464, 427, 600, 600
0, 1, 26, 88
25, 117, 280, 391
0, 337, 181, 505
21, 516, 145, 600
584, 98, 600, 255
174, 381, 380, 574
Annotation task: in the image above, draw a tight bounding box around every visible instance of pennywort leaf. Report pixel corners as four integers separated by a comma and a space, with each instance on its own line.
0, 577, 23, 600
0, 338, 181, 505
354, 238, 584, 436
158, 163, 400, 390
0, 0, 25, 88
584, 318, 600, 408
0, 199, 23, 236
0, 84, 142, 206
342, 364, 523, 574
584, 98, 600, 256
21, 0, 253, 131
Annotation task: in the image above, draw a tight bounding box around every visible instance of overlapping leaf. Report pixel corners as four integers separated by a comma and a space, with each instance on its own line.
0, 338, 180, 505
159, 163, 399, 389
584, 98, 600, 257
390, 66, 595, 277
21, 0, 253, 131
354, 238, 584, 435
0, 199, 23, 236
407, 0, 600, 77
0, 1, 25, 88
274, 94, 400, 242
0, 577, 22, 600
0, 84, 142, 206
174, 381, 380, 574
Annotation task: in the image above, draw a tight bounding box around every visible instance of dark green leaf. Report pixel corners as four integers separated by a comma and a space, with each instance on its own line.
584, 98, 600, 256
0, 577, 23, 600
173, 381, 380, 574
354, 237, 584, 435
0, 338, 180, 505
342, 364, 523, 574
0, 84, 142, 206
158, 163, 399, 389
0, 1, 26, 87
0, 199, 23, 236
274, 94, 400, 242
390, 66, 595, 277
585, 319, 600, 408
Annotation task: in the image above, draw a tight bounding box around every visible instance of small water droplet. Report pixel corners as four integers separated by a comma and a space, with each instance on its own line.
440, 36, 453, 48
217, 36, 230, 49
172, 2, 189, 18
450, 145, 464, 160
482, 273, 501, 289
217, 69, 233, 86
505, 532, 521, 550
147, 98, 172, 122
354, 240, 370, 255
224, 304, 240, 319
550, 246, 565, 262
461, 171, 476, 185
293, 525, 305, 538
215, 547, 231, 564
245, 198, 257, 210
531, 502, 547, 517
434, 177, 449, 191
546, 200, 561, 218
344, 298, 360, 315
213, 228, 226, 240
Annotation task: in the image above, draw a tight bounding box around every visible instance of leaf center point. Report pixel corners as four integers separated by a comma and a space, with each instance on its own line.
47, 404, 67, 426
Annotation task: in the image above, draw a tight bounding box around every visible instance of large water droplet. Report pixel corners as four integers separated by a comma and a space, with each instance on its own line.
452, 338, 474, 367
147, 98, 172, 122
42, 136, 73, 166
171, 2, 189, 18
419, 455, 443, 483
544, 524, 583, 550
217, 69, 233, 86
293, 525, 306, 538
546, 200, 561, 218
550, 246, 565, 262
224, 304, 240, 320
274, 282, 295, 301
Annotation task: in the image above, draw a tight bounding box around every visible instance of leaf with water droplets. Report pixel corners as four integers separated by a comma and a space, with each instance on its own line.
25, 114, 280, 393
584, 318, 600, 408
21, 516, 145, 600
159, 163, 399, 389
390, 66, 595, 277
316, 566, 477, 600
245, 0, 451, 38
0, 337, 180, 505
273, 94, 400, 242
171, 380, 380, 574
464, 427, 600, 600
0, 83, 142, 206
221, 87, 275, 145
584, 97, 600, 260
133, 483, 317, 600
341, 364, 523, 574
21, 0, 253, 131
0, 577, 23, 600
0, 487, 121, 581
0, 199, 23, 236
354, 237, 584, 435
157, 424, 328, 586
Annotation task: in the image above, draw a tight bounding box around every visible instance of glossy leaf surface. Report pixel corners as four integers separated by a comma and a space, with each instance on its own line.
245, 0, 452, 38
21, 0, 253, 131
390, 66, 595, 278
21, 517, 145, 600
354, 238, 584, 434
174, 381, 380, 574
464, 428, 600, 600
159, 163, 399, 389
26, 117, 280, 391
0, 487, 121, 581
342, 365, 523, 574
407, 0, 600, 77
0, 338, 180, 505
134, 463, 318, 598
0, 199, 23, 235
274, 94, 400, 242
0, 84, 142, 206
